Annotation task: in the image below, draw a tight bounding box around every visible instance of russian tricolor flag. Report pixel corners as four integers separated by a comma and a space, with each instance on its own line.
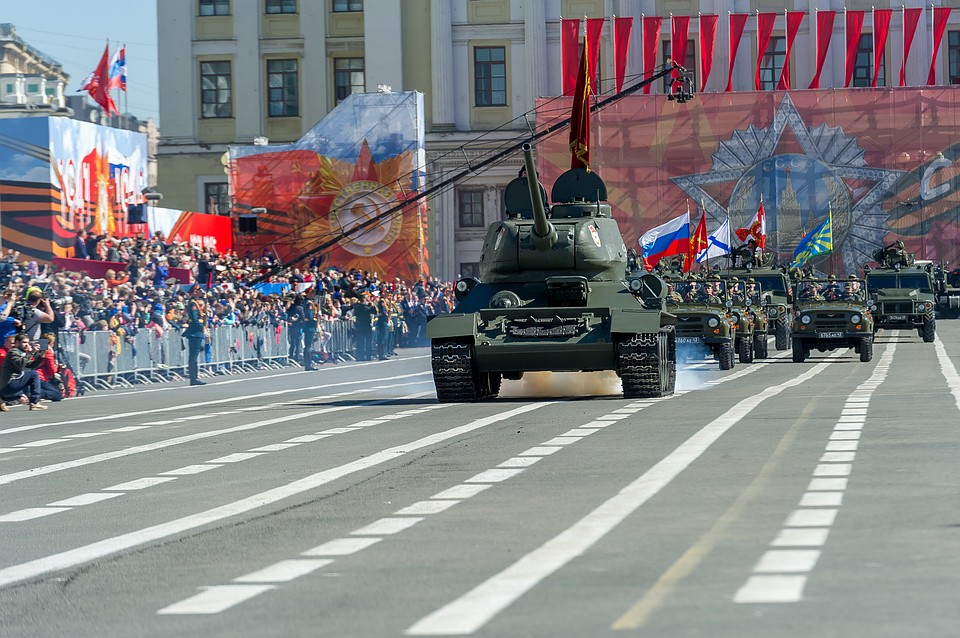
108, 45, 126, 92
639, 213, 690, 271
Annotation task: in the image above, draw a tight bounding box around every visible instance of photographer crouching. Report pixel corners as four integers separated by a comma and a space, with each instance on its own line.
0, 332, 50, 410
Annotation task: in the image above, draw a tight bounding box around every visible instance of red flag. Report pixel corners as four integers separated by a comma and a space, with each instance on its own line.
586, 18, 604, 91
900, 8, 922, 87
670, 16, 691, 94
872, 10, 892, 87
735, 204, 766, 249
844, 11, 865, 88
928, 7, 952, 85
698, 15, 718, 93
613, 17, 633, 93
569, 37, 591, 170
755, 13, 777, 90
686, 209, 708, 272
561, 18, 581, 96
809, 11, 835, 89
778, 11, 805, 90
641, 16, 662, 94
726, 14, 748, 92
86, 43, 118, 116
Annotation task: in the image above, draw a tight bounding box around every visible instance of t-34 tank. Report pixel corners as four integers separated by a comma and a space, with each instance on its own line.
427, 144, 676, 401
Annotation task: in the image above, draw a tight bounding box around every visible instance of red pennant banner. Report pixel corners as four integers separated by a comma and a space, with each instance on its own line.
901, 7, 922, 86
755, 13, 777, 90
613, 16, 633, 93
561, 18, 581, 96
726, 14, 749, 92
778, 11, 805, 90
844, 11, 865, 88
809, 10, 835, 89
670, 16, 691, 94
872, 9, 893, 87
642, 16, 662, 94
586, 18, 604, 92
699, 15, 718, 93
928, 7, 952, 85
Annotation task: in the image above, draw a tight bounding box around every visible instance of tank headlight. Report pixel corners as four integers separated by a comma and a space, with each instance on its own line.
707, 317, 720, 328
800, 314, 812, 325
850, 314, 861, 324
456, 280, 469, 293
629, 278, 643, 292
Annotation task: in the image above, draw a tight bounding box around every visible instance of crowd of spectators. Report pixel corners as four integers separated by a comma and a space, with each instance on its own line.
0, 231, 456, 406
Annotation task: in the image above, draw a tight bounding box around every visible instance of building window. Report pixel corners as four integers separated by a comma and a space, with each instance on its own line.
200, 61, 232, 118
474, 47, 506, 106
205, 182, 231, 215
267, 59, 299, 116
333, 0, 362, 11
459, 262, 480, 278
662, 40, 696, 93
265, 0, 296, 13
27, 83, 39, 93
758, 37, 786, 90
853, 34, 885, 87
199, 0, 230, 16
458, 190, 484, 227
949, 31, 960, 84
334, 58, 365, 103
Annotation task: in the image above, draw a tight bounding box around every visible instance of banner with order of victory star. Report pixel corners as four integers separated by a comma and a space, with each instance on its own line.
536, 88, 960, 274
228, 91, 428, 281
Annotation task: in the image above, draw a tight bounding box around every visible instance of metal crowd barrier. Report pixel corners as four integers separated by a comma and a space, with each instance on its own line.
57, 319, 365, 391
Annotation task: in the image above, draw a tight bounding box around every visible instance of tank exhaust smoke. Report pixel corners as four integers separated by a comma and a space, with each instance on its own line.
499, 371, 622, 398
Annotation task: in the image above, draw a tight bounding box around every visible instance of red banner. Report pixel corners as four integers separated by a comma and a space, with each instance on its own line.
872, 9, 893, 88
670, 16, 691, 94
52, 258, 191, 283
561, 18, 580, 96
569, 38, 591, 170
698, 15, 718, 93
779, 11, 805, 90
586, 18, 604, 92
642, 16, 661, 94
928, 7, 952, 85
726, 14, 748, 92
613, 17, 633, 93
166, 211, 233, 254
809, 10, 835, 89
844, 11, 865, 88
901, 8, 922, 87
755, 13, 777, 90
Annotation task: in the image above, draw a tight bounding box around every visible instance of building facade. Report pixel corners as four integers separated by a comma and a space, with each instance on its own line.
0, 23, 70, 117
157, 0, 960, 280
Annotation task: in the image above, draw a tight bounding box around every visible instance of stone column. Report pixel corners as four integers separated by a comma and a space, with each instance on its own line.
430, 0, 455, 130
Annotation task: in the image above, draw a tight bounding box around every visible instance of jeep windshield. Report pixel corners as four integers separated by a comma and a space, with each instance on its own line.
865, 274, 897, 291
866, 273, 933, 293
796, 279, 865, 303
750, 275, 788, 294
898, 274, 934, 292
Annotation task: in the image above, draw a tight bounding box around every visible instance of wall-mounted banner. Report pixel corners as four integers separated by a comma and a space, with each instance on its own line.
146, 207, 233, 254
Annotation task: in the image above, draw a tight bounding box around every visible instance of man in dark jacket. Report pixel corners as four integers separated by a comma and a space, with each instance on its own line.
73, 231, 90, 259
0, 333, 47, 410
183, 285, 207, 386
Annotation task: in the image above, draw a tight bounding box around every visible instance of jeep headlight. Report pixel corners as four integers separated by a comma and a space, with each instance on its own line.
730, 312, 741, 323
850, 314, 861, 324
707, 317, 720, 328
800, 314, 812, 325
766, 307, 778, 318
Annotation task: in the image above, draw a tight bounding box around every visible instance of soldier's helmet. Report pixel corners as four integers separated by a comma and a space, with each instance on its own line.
896, 240, 905, 249
747, 277, 756, 284
848, 274, 858, 280
729, 277, 739, 284
828, 274, 837, 281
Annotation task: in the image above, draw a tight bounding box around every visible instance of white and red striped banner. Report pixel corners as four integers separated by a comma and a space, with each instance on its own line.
872, 9, 893, 88
779, 11, 805, 90
901, 7, 922, 87
726, 13, 749, 92
613, 16, 633, 93
928, 7, 952, 85
642, 16, 662, 94
844, 10, 865, 88
699, 14, 718, 93
809, 10, 835, 89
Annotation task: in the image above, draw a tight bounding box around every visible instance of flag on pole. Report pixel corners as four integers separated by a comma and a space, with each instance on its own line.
696, 220, 731, 263
640, 213, 690, 271
568, 35, 591, 170
735, 203, 766, 248
686, 208, 708, 272
108, 45, 127, 91
791, 211, 833, 267
82, 42, 119, 115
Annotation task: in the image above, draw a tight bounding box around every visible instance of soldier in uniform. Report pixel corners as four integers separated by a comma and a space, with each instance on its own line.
744, 277, 760, 302
682, 278, 701, 302
665, 280, 684, 304
799, 280, 825, 301
843, 275, 864, 301
302, 287, 320, 371
699, 281, 722, 304
823, 274, 842, 301
183, 285, 208, 386
727, 277, 743, 304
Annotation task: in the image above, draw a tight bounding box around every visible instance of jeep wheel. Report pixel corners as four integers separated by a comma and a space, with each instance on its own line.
737, 336, 754, 363
775, 318, 790, 350
922, 315, 936, 343
753, 333, 768, 359
718, 342, 735, 370
792, 338, 806, 363
859, 336, 873, 362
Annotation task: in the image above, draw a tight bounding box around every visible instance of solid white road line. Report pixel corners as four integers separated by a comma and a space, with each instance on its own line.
0, 402, 550, 590
406, 359, 835, 636
934, 335, 960, 413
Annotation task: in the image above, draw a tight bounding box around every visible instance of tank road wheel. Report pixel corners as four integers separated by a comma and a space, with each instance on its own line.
431, 339, 483, 402
484, 372, 502, 398
775, 318, 791, 350
922, 315, 936, 343
753, 333, 769, 359
859, 336, 874, 362
737, 336, 754, 364
616, 329, 676, 399
792, 338, 807, 363
718, 341, 735, 371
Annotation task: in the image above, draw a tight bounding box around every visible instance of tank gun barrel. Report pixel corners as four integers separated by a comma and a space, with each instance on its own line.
522, 143, 557, 250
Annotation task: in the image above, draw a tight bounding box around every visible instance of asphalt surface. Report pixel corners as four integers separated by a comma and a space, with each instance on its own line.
0, 323, 958, 637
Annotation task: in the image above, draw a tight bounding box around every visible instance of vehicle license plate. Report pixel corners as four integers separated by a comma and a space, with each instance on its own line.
818, 331, 843, 339
887, 315, 907, 321
676, 337, 703, 344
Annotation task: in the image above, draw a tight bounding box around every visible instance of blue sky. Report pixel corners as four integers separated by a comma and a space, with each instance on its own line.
3, 0, 159, 124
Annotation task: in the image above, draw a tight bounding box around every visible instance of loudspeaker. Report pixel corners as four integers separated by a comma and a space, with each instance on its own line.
238, 215, 258, 233
127, 203, 145, 224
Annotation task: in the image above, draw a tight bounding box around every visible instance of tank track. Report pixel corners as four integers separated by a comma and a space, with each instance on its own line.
617, 330, 676, 399
431, 339, 480, 402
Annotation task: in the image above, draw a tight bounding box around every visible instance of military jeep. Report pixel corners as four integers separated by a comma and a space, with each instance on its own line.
718, 276, 770, 361
662, 278, 737, 370
863, 262, 936, 342
790, 278, 874, 363
719, 265, 792, 350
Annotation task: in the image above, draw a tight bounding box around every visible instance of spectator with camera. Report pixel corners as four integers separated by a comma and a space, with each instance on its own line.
20, 287, 55, 341
0, 332, 49, 410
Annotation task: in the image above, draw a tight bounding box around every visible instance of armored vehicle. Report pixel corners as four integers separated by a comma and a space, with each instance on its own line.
863, 258, 936, 342
428, 144, 677, 401
931, 261, 960, 319
661, 277, 737, 370
718, 263, 792, 350
790, 278, 874, 362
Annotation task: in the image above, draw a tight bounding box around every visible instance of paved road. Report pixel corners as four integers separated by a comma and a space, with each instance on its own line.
0, 323, 958, 637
